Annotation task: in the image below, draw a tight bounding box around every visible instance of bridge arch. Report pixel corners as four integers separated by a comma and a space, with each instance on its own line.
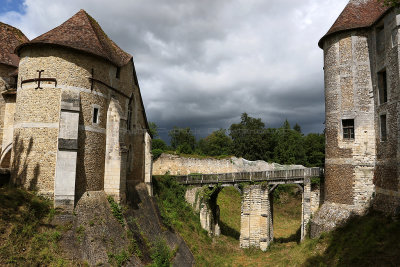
180, 168, 321, 251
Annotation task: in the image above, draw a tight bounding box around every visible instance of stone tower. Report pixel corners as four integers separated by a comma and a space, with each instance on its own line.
8, 10, 152, 209
312, 0, 400, 236
0, 23, 28, 169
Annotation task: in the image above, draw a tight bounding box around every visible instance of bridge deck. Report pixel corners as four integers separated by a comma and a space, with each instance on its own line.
160, 167, 323, 185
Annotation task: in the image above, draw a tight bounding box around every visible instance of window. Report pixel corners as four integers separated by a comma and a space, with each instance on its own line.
342, 119, 354, 139
116, 67, 121, 79
376, 25, 385, 54
380, 114, 387, 141
378, 70, 388, 104
127, 103, 132, 130
93, 107, 99, 124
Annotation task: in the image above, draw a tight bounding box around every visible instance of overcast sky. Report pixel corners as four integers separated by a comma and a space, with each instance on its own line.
0, 0, 348, 140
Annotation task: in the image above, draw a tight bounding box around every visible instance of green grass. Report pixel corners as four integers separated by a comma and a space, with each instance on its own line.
0, 184, 71, 266
153, 176, 400, 266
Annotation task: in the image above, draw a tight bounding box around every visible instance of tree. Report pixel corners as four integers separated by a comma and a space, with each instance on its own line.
229, 113, 271, 161
304, 133, 325, 167
149, 122, 159, 138
168, 127, 196, 153
293, 123, 302, 134
273, 120, 306, 165
198, 129, 232, 156
379, 0, 400, 7
152, 138, 167, 151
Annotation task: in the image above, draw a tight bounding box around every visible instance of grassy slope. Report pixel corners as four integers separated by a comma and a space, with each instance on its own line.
154, 176, 400, 266
0, 185, 71, 266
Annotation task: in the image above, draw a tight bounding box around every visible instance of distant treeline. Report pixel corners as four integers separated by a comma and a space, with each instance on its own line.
150, 113, 325, 167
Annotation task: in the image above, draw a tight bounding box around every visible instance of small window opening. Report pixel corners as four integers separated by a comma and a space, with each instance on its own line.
376, 25, 385, 54
93, 107, 99, 124
127, 104, 132, 130
378, 70, 388, 104
380, 114, 387, 142
342, 119, 355, 139
116, 67, 121, 79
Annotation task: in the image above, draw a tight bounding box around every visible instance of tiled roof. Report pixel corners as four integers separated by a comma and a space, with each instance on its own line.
0, 22, 28, 67
319, 0, 390, 48
16, 9, 132, 67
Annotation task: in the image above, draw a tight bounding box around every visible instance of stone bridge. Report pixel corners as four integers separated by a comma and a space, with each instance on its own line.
170, 167, 323, 251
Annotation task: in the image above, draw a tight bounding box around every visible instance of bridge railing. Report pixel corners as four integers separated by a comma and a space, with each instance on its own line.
170, 167, 323, 185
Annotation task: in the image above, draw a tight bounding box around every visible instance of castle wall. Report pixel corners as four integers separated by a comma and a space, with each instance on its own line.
0, 64, 16, 153
14, 46, 148, 201
153, 154, 276, 175
323, 30, 376, 212
370, 11, 400, 214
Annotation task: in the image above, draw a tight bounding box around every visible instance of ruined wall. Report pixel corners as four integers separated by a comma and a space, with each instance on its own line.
184, 186, 220, 236
323, 29, 376, 212
152, 153, 305, 175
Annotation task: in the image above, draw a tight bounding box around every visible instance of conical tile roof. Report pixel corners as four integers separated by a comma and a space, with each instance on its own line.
319, 0, 390, 48
0, 22, 28, 67
16, 10, 132, 67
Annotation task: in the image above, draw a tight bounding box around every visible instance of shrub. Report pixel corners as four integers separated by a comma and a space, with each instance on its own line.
152, 149, 163, 160
150, 237, 171, 267
107, 196, 125, 226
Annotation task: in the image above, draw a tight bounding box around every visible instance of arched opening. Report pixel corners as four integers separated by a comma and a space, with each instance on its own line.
216, 186, 241, 240
0, 142, 13, 169
271, 184, 303, 243
0, 148, 11, 168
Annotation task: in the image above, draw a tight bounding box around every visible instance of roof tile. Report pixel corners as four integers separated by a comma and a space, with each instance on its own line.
0, 22, 28, 67
319, 0, 390, 48
16, 9, 132, 67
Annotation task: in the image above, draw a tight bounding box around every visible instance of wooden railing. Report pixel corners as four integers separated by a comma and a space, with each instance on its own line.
163, 167, 323, 185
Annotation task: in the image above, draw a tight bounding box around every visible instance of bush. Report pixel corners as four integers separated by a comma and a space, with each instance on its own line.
152, 139, 167, 150
152, 149, 164, 160
150, 238, 171, 267
107, 196, 124, 226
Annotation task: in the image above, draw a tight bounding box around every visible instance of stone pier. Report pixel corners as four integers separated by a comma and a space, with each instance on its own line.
179, 168, 318, 250
185, 186, 221, 236
240, 184, 272, 251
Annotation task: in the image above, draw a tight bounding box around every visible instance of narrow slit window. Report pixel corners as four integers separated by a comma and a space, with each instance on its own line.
380, 114, 387, 141
377, 25, 385, 54
127, 103, 132, 130
378, 70, 388, 104
93, 107, 99, 124
342, 119, 354, 139
116, 67, 121, 79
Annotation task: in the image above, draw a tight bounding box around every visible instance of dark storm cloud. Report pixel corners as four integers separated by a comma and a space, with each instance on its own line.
0, 0, 348, 140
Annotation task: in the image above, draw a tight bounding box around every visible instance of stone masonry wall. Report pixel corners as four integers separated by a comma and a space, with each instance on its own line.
240, 184, 272, 251
371, 10, 400, 215
323, 30, 376, 211
0, 64, 15, 152
153, 153, 306, 175
14, 46, 148, 202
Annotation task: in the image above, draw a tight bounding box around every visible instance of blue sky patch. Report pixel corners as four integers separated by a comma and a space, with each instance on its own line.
0, 0, 25, 15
